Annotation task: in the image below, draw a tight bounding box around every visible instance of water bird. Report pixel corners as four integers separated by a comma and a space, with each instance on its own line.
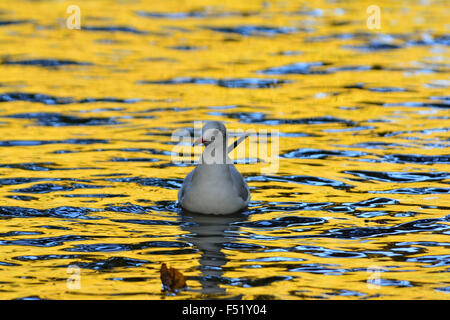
178, 121, 250, 214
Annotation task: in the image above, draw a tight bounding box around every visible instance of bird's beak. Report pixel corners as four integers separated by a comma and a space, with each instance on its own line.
193, 137, 204, 146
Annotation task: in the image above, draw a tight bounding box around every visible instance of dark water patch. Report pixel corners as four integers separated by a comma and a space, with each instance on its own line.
3, 59, 92, 68
36, 225, 71, 230
325, 197, 400, 214
0, 231, 43, 237
426, 80, 450, 89
322, 125, 375, 133
0, 177, 47, 185
52, 150, 79, 154
371, 279, 412, 287
382, 154, 450, 164
282, 148, 368, 159
274, 50, 303, 56
313, 216, 449, 240
223, 242, 265, 251
151, 200, 180, 213
343, 42, 402, 52
137, 11, 204, 19
252, 201, 334, 213
245, 256, 305, 263
0, 92, 141, 105
110, 218, 180, 226
292, 8, 324, 16
0, 92, 75, 105
0, 20, 31, 26
344, 83, 407, 92
204, 25, 299, 36
16, 296, 45, 300
292, 245, 366, 258
433, 34, 450, 46
344, 170, 449, 183
102, 177, 182, 190
78, 97, 141, 104
343, 83, 365, 89
136, 10, 256, 19
109, 157, 160, 163
288, 263, 347, 275
231, 276, 293, 287
339, 33, 450, 52
0, 261, 20, 267
0, 139, 109, 147
97, 147, 173, 156
139, 77, 289, 88
63, 194, 128, 198
0, 235, 87, 248
407, 255, 450, 268
237, 216, 326, 229
340, 35, 405, 52
0, 206, 44, 218
372, 187, 450, 195
278, 131, 318, 138
343, 141, 409, 149
134, 106, 192, 113
14, 254, 82, 261
108, 277, 152, 282
64, 240, 190, 253
248, 175, 353, 189
435, 286, 450, 293
70, 257, 148, 271
396, 241, 450, 248
13, 183, 107, 194
367, 87, 407, 93
381, 100, 450, 109
4, 195, 38, 201
325, 289, 367, 297
346, 197, 399, 208
240, 115, 355, 126
430, 95, 450, 102
207, 111, 265, 123
104, 204, 154, 214
82, 25, 147, 34
168, 45, 205, 51
306, 32, 373, 42
140, 77, 216, 85
259, 62, 327, 75
219, 78, 289, 88
325, 65, 372, 73
0, 163, 98, 172
92, 173, 130, 177
2, 177, 91, 184
0, 162, 66, 171
372, 128, 445, 138
45, 206, 100, 219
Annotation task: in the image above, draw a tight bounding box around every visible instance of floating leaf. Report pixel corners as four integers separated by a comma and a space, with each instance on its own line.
160, 263, 187, 292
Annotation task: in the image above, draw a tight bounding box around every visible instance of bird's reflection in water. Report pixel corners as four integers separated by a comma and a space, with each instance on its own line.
179, 210, 247, 296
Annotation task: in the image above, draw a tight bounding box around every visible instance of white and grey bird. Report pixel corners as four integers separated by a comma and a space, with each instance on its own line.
178, 121, 250, 215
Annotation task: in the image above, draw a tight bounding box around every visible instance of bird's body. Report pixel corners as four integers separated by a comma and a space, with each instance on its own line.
178, 121, 250, 215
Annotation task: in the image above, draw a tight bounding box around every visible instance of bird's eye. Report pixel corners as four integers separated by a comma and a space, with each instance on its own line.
210, 136, 215, 141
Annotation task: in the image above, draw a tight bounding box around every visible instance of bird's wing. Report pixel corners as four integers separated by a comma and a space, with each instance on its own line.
178, 169, 195, 202
229, 164, 250, 203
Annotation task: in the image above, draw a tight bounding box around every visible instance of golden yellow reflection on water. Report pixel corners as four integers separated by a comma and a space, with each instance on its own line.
0, 0, 449, 299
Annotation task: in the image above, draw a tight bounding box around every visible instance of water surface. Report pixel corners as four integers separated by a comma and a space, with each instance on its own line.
0, 0, 449, 299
